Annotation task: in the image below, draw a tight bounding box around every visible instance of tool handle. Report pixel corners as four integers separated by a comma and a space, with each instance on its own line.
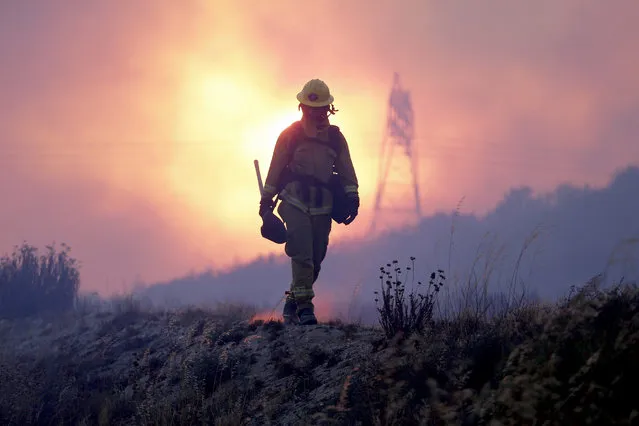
254, 159, 264, 196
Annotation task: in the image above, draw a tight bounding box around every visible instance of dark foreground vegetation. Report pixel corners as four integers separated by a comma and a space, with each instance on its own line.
1, 243, 637, 425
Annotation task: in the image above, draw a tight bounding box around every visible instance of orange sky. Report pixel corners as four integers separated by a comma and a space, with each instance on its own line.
2, 0, 639, 294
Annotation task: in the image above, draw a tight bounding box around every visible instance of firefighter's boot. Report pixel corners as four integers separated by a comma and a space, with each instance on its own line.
298, 306, 318, 325
282, 293, 299, 325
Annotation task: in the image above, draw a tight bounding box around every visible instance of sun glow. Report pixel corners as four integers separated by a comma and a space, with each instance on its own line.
241, 109, 303, 168
166, 66, 308, 236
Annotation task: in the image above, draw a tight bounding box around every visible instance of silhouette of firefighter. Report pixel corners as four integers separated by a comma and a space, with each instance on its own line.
258, 79, 360, 325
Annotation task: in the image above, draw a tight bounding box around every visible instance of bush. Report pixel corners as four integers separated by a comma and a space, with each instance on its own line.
375, 257, 445, 339
0, 242, 80, 319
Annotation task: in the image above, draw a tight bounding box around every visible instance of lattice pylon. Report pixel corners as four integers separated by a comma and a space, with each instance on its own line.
369, 73, 422, 233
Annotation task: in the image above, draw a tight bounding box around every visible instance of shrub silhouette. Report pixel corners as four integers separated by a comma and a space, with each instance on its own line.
375, 257, 445, 339
0, 242, 80, 319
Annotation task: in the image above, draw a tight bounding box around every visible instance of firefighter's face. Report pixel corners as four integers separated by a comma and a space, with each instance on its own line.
302, 105, 330, 122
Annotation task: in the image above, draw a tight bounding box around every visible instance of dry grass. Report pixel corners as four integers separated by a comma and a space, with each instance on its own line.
317, 280, 639, 426
0, 301, 260, 426
0, 242, 79, 319
0, 277, 636, 425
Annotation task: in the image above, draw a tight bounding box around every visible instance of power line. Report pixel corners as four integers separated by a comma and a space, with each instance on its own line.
0, 135, 614, 177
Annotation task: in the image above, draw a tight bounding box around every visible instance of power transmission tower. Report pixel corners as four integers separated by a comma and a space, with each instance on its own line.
370, 73, 422, 233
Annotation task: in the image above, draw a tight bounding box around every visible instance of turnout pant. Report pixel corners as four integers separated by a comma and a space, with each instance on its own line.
277, 200, 332, 312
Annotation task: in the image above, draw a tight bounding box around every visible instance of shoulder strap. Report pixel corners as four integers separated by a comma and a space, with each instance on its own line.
326, 125, 343, 156
284, 121, 303, 165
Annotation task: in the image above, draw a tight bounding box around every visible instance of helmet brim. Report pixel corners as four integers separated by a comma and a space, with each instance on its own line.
296, 92, 334, 107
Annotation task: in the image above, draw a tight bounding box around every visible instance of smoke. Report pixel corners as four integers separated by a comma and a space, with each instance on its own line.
139, 166, 639, 322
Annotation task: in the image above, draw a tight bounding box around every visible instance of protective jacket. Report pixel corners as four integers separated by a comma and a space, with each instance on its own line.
262, 119, 359, 216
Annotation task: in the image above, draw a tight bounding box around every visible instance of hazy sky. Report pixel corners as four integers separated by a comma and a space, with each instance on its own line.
2, 1, 638, 294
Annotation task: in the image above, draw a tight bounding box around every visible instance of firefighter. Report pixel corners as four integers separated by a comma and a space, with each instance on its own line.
259, 78, 360, 325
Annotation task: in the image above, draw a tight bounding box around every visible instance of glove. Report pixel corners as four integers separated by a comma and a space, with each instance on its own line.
343, 193, 359, 225
259, 196, 275, 217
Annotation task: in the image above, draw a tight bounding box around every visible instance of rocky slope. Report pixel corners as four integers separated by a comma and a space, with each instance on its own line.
1, 281, 638, 425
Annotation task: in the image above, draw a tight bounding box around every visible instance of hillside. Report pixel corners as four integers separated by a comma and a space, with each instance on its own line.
1, 279, 638, 426
139, 166, 639, 312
